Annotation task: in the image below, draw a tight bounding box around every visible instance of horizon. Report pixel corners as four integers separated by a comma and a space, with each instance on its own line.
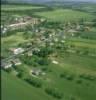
2, 0, 96, 3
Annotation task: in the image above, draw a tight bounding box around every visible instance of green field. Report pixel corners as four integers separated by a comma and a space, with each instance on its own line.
35, 9, 95, 22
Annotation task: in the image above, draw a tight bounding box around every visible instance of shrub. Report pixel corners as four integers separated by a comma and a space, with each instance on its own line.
82, 50, 89, 55
38, 58, 50, 66
70, 96, 76, 100
60, 73, 66, 78
65, 75, 74, 81
79, 74, 84, 78
45, 87, 63, 99
42, 67, 48, 71
33, 47, 53, 58
76, 50, 81, 54
25, 77, 42, 88
17, 71, 23, 78
4, 67, 12, 73
76, 79, 82, 84
79, 74, 96, 81
84, 75, 96, 81
20, 55, 39, 66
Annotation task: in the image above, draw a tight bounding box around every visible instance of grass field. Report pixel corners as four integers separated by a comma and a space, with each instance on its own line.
68, 38, 96, 49
1, 4, 45, 11
1, 71, 55, 100
35, 9, 95, 22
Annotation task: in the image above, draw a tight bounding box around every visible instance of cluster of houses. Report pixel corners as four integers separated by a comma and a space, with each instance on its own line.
1, 16, 92, 76
1, 15, 46, 34
1, 58, 22, 69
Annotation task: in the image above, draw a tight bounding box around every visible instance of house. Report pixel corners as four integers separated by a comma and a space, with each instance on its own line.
31, 68, 46, 76
11, 59, 22, 66
2, 27, 7, 34
31, 18, 39, 25
1, 61, 12, 69
1, 25, 3, 29
23, 16, 32, 21
1, 58, 22, 69
71, 33, 74, 37
63, 36, 66, 39
76, 25, 81, 30
40, 18, 46, 22
54, 38, 58, 42
49, 42, 54, 46
52, 60, 59, 64
67, 29, 77, 33
31, 69, 42, 76
27, 51, 33, 56
84, 26, 90, 31
9, 48, 24, 55
61, 40, 65, 43
33, 47, 40, 52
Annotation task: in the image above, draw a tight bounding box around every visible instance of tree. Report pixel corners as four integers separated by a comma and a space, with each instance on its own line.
38, 58, 50, 66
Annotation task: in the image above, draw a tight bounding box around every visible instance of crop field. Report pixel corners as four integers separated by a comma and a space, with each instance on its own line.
1, 3, 96, 100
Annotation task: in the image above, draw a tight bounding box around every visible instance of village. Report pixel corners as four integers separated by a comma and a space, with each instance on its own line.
1, 14, 96, 78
